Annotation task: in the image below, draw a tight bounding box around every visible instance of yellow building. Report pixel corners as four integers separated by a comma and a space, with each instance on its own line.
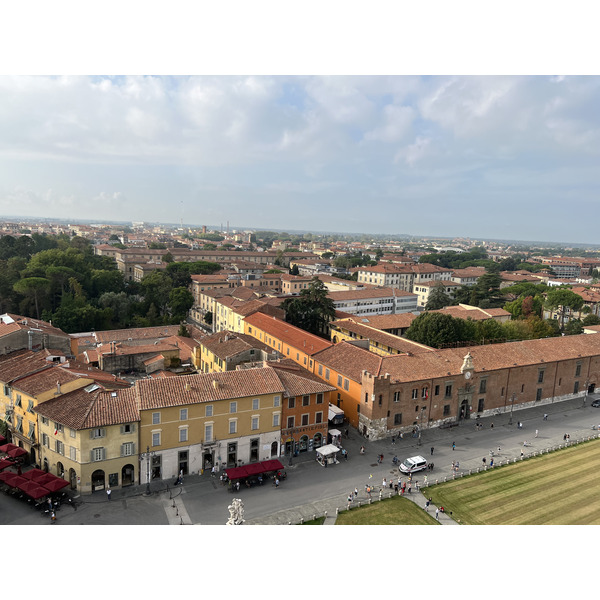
34, 385, 139, 494
133, 367, 286, 481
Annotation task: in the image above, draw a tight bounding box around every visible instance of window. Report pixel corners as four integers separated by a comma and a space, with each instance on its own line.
315, 412, 323, 424
479, 379, 487, 394
121, 423, 134, 434
179, 427, 188, 442
180, 408, 188, 421
41, 416, 49, 426
274, 395, 281, 407
42, 433, 49, 448
152, 432, 161, 447
229, 420, 237, 434
251, 417, 259, 430
434, 385, 440, 396
15, 394, 22, 408
91, 447, 104, 461
411, 388, 418, 400
70, 446, 77, 460
337, 375, 343, 386
574, 381, 580, 394
344, 378, 349, 391
364, 393, 368, 404
54, 423, 63, 434
445, 385, 452, 398
252, 398, 260, 410
538, 370, 545, 384
121, 442, 135, 457
152, 412, 161, 425
205, 424, 213, 443
443, 404, 451, 416
393, 391, 400, 402
316, 393, 323, 405
301, 414, 309, 426
28, 422, 35, 440
536, 388, 543, 401
318, 365, 323, 376
90, 428, 105, 439
302, 395, 310, 407
70, 428, 76, 438
477, 398, 485, 412
325, 369, 330, 380
576, 363, 582, 377
421, 387, 428, 399
288, 397, 295, 409
273, 413, 280, 427
287, 416, 295, 429
379, 395, 383, 406
394, 413, 402, 425
229, 402, 237, 414
206, 405, 213, 417
27, 400, 34, 413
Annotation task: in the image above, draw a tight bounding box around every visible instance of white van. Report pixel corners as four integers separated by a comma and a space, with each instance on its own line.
399, 455, 428, 474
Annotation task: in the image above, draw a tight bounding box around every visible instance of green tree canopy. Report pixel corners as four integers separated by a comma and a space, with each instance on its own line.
425, 283, 451, 310
281, 277, 336, 337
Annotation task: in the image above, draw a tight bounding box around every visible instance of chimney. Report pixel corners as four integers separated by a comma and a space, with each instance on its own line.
185, 383, 191, 391
212, 379, 219, 390
56, 381, 61, 395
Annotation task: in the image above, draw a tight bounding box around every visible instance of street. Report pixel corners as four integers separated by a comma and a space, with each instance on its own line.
2, 394, 599, 526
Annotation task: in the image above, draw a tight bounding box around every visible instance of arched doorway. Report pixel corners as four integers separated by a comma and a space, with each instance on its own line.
91, 469, 105, 492
459, 399, 470, 420
43, 458, 49, 472
299, 434, 309, 453
30, 448, 36, 466
122, 464, 135, 487
57, 462, 65, 478
69, 468, 77, 490
270, 441, 278, 457
313, 433, 323, 449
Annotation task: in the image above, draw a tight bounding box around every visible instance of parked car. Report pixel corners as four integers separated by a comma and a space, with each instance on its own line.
591, 399, 600, 407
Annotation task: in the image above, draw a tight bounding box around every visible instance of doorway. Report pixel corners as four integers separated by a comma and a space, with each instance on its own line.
121, 464, 135, 486
459, 399, 470, 420
227, 442, 237, 467
91, 469, 105, 492
178, 451, 188, 476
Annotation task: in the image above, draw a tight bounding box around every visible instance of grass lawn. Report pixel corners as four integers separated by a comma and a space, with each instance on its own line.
425, 438, 600, 525
334, 495, 439, 525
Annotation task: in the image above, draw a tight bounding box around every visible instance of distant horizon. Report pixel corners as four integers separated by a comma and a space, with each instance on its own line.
2, 212, 599, 250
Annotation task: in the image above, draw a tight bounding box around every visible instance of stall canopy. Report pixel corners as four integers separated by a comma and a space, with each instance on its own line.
0, 443, 18, 454
21, 468, 46, 480
42, 478, 70, 493
0, 473, 28, 488
0, 459, 13, 472
316, 444, 340, 457
18, 481, 50, 499
7, 447, 27, 459
225, 459, 285, 481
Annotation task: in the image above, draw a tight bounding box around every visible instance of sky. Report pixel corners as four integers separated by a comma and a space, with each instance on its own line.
1, 5, 599, 249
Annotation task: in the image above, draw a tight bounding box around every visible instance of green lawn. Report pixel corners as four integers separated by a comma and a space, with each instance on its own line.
425, 438, 600, 525
334, 495, 439, 525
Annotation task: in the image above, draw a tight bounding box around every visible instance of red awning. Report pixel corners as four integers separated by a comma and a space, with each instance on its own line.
260, 459, 284, 472
0, 443, 18, 453
21, 468, 47, 480
244, 463, 265, 476
18, 481, 50, 499
42, 477, 69, 493
0, 473, 28, 487
0, 459, 13, 472
225, 466, 250, 480
7, 447, 27, 459
32, 472, 56, 486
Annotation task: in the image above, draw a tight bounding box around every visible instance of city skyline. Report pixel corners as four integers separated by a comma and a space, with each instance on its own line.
1, 75, 599, 244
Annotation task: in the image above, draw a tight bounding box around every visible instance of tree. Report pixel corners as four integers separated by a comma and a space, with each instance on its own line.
168, 287, 194, 322
162, 252, 174, 263
545, 288, 584, 332
404, 313, 465, 349
425, 283, 451, 310
582, 314, 600, 326
564, 318, 584, 336
281, 277, 336, 336
13, 277, 50, 319
290, 264, 300, 276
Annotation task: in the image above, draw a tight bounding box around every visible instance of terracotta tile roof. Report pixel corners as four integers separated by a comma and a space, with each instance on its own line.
244, 312, 332, 355
328, 287, 416, 300
330, 320, 433, 354
95, 325, 182, 344
35, 386, 139, 429
98, 341, 180, 357
312, 341, 384, 383
0, 313, 68, 339
12, 367, 84, 396
0, 349, 67, 384
269, 361, 337, 396
430, 306, 511, 320
143, 354, 165, 365
148, 370, 179, 378
201, 331, 272, 359
413, 280, 462, 288
346, 313, 417, 330
134, 367, 286, 410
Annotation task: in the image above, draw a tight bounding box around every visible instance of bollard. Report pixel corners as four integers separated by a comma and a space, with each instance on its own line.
435, 479, 438, 485
444, 476, 447, 482
469, 469, 472, 475
369, 498, 372, 504
288, 522, 291, 525
358, 501, 361, 508
300, 518, 304, 524
336, 507, 339, 515
513, 458, 516, 463
324, 511, 327, 518
313, 514, 316, 520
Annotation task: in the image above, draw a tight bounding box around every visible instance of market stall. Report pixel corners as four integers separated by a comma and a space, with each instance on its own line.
316, 444, 340, 467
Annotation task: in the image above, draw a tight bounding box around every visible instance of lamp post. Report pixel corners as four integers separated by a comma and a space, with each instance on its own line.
583, 379, 589, 407
417, 406, 426, 446
140, 445, 155, 496
288, 434, 294, 466
508, 393, 516, 425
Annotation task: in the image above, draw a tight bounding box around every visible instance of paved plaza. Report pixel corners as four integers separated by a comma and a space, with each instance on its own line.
2, 394, 599, 526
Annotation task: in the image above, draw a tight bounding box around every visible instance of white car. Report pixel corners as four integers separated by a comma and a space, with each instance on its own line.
399, 455, 428, 474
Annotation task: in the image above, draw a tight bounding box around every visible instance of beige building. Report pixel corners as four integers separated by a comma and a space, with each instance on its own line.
34, 385, 139, 494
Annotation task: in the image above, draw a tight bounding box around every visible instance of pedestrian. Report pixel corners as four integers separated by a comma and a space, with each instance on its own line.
452, 441, 456, 451
424, 475, 428, 485
563, 433, 567, 441
391, 436, 396, 445
535, 429, 538, 438
275, 478, 280, 488
399, 432, 404, 439
490, 458, 494, 467
348, 494, 353, 503
520, 449, 524, 458
415, 481, 420, 491
430, 462, 434, 471
451, 460, 455, 470
425, 498, 430, 510
482, 457, 486, 465
435, 508, 440, 520
354, 487, 358, 498
518, 421, 522, 429
382, 478, 387, 489
211, 465, 216, 477
345, 428, 349, 438
490, 422, 494, 429
430, 446, 434, 456
51, 510, 56, 524
324, 457, 328, 468
407, 482, 411, 494
345, 450, 348, 461
543, 413, 548, 421
106, 488, 111, 501
497, 446, 501, 454
394, 482, 399, 493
